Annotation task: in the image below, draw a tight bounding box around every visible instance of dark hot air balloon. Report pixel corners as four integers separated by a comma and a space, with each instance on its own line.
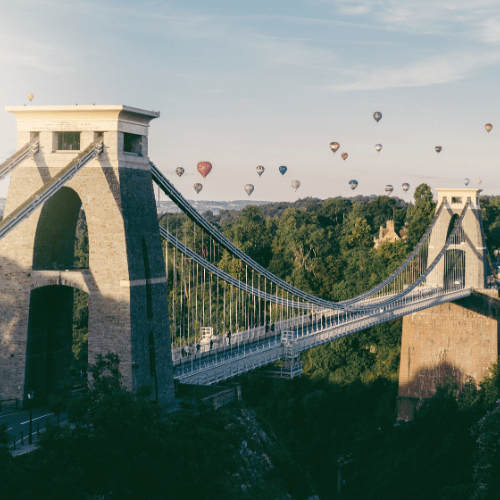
197, 161, 212, 179
373, 111, 382, 123
385, 185, 394, 196
279, 166, 287, 176
175, 167, 185, 177
245, 184, 254, 196
349, 179, 358, 190
464, 178, 470, 186
435, 146, 442, 154
341, 153, 348, 161
256, 165, 265, 177
330, 142, 340, 153
193, 183, 203, 194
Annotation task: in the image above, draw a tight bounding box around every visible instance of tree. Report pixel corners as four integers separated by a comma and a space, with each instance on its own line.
471, 400, 500, 499
406, 183, 436, 247
345, 217, 372, 249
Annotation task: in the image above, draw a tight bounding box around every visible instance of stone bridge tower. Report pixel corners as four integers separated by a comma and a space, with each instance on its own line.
426, 188, 487, 290
398, 188, 498, 420
0, 105, 174, 406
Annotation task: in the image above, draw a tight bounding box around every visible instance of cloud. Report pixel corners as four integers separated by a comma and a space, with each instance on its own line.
324, 0, 500, 40
0, 31, 72, 73
321, 51, 500, 92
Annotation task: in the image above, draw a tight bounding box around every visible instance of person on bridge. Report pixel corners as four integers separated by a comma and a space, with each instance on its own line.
210, 339, 214, 350
227, 331, 232, 345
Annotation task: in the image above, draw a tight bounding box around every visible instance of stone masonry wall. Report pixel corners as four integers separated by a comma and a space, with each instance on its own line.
397, 290, 500, 420
0, 125, 174, 405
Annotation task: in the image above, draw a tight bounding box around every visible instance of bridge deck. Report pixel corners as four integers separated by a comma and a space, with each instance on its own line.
174, 287, 472, 385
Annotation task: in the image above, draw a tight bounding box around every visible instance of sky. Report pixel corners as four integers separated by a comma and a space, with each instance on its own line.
1, 0, 500, 202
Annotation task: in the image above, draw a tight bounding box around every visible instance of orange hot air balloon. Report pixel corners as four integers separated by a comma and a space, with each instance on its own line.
341, 152, 348, 161
197, 161, 212, 179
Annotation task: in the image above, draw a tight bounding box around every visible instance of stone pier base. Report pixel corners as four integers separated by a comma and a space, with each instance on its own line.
397, 290, 500, 420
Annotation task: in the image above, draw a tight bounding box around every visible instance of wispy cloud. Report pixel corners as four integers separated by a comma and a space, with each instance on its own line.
0, 31, 72, 73
321, 51, 500, 92
325, 0, 500, 41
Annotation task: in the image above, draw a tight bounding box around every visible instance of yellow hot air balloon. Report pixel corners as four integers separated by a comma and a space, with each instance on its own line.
27, 94, 34, 102
477, 177, 482, 185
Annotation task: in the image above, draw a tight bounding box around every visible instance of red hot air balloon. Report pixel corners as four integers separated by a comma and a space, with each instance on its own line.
341, 152, 348, 161
197, 161, 212, 179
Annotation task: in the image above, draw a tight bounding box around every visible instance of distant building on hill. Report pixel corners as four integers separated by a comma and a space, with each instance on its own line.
374, 220, 408, 248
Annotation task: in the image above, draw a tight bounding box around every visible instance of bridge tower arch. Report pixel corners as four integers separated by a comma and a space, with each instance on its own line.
426, 188, 487, 289
0, 105, 173, 405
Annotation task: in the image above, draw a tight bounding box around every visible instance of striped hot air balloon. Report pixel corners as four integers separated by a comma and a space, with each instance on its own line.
341, 153, 348, 161
330, 142, 340, 153
402, 182, 410, 193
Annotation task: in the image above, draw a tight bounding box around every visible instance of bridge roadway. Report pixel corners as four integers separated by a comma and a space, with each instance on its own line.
173, 286, 472, 385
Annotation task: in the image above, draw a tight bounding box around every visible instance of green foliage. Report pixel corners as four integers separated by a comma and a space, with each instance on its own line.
3, 354, 309, 500
406, 183, 436, 247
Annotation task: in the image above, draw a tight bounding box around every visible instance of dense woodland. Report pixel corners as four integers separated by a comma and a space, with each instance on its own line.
1, 184, 500, 499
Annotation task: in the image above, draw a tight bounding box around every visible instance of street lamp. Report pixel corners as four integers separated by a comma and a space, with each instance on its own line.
27, 390, 34, 444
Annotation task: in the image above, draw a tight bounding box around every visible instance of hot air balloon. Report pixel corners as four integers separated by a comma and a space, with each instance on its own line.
402, 182, 410, 193
27, 94, 34, 102
341, 153, 348, 161
175, 167, 185, 177
375, 144, 383, 153
369, 194, 377, 201
435, 146, 442, 154
477, 177, 482, 185
279, 166, 287, 176
464, 178, 470, 186
385, 185, 394, 196
373, 111, 382, 123
245, 184, 254, 196
330, 142, 340, 153
485, 123, 493, 134
291, 180, 301, 192
349, 179, 358, 190
193, 183, 203, 194
256, 165, 265, 177
197, 161, 212, 179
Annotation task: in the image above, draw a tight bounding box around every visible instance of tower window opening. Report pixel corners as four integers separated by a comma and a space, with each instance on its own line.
451, 197, 462, 204
123, 133, 143, 155
57, 132, 80, 151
